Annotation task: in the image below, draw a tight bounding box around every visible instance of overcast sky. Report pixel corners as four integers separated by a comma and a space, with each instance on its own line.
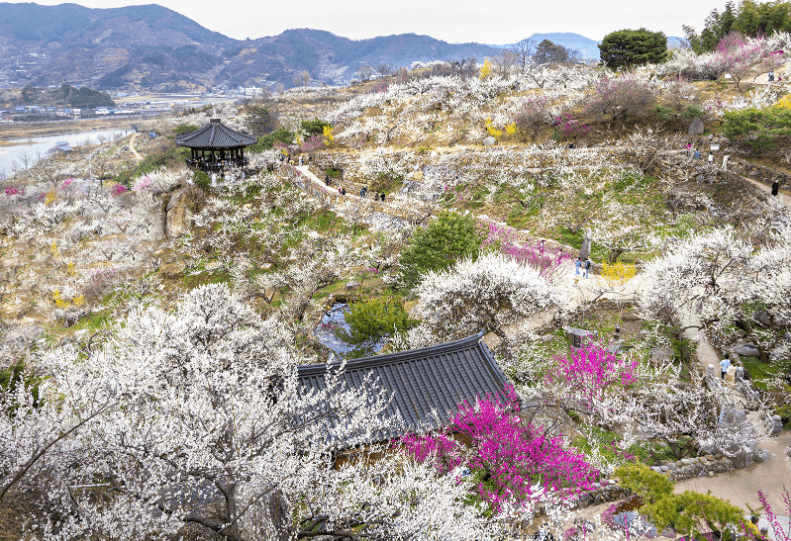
23, 0, 728, 43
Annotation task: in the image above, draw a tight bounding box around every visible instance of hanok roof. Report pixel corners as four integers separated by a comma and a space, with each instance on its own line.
175, 118, 257, 149
297, 332, 510, 436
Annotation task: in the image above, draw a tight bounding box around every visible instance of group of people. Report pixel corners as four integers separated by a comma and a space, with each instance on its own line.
322, 175, 386, 201
684, 143, 715, 164
574, 257, 592, 278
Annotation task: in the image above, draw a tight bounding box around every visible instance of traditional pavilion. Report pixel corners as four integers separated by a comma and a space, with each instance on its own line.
175, 118, 257, 173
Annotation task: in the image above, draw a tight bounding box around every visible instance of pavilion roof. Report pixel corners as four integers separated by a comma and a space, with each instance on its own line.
297, 332, 510, 440
175, 118, 257, 149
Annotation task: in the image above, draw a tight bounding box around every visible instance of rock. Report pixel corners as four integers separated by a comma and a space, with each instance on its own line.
676, 460, 684, 467
609, 480, 616, 485
730, 448, 753, 469
433, 86, 450, 101
708, 134, 714, 140
770, 415, 783, 436
715, 453, 723, 460
165, 187, 205, 239
688, 117, 705, 135
482, 136, 497, 147
709, 471, 714, 477
651, 466, 662, 473
705, 455, 715, 461
53, 308, 88, 327
661, 466, 669, 472
667, 463, 677, 470
753, 310, 773, 328
563, 326, 597, 348
345, 281, 361, 290
649, 346, 673, 362
681, 458, 691, 465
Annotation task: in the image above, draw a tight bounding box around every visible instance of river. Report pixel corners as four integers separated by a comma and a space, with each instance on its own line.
0, 128, 129, 178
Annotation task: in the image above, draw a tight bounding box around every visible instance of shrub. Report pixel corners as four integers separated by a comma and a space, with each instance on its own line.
616, 462, 744, 538
584, 76, 656, 123
723, 106, 791, 148
172, 124, 198, 136
193, 170, 212, 190
336, 296, 417, 357
514, 97, 551, 142
599, 28, 668, 70
397, 211, 482, 291
247, 127, 294, 153
300, 118, 330, 137
300, 134, 325, 153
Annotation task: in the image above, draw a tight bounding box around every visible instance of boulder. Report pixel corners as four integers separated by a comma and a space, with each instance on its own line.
563, 326, 597, 348
165, 187, 205, 239
753, 310, 773, 328
345, 281, 360, 290
688, 117, 705, 135
482, 136, 497, 147
770, 415, 783, 436
53, 308, 88, 327
733, 344, 760, 358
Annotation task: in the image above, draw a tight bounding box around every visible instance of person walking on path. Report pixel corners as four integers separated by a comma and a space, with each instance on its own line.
708, 152, 714, 165
575, 257, 582, 275
719, 353, 731, 380
686, 143, 692, 157
324, 175, 330, 186
540, 240, 545, 254
299, 155, 303, 166
583, 259, 591, 279
341, 187, 346, 196
694, 149, 701, 159
360, 186, 367, 198
380, 192, 386, 202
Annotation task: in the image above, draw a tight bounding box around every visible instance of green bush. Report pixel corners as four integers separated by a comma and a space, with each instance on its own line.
172, 124, 198, 135
0, 362, 41, 413
247, 128, 294, 153
193, 170, 212, 190
397, 211, 482, 291
337, 296, 417, 358
300, 118, 330, 136
723, 106, 791, 148
325, 168, 342, 179
616, 462, 744, 539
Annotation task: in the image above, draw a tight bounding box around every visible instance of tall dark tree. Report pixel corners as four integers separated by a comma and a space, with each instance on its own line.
533, 40, 571, 64
246, 105, 278, 136
598, 29, 668, 70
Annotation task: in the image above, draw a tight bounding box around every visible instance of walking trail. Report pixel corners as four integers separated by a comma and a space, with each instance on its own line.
129, 132, 143, 162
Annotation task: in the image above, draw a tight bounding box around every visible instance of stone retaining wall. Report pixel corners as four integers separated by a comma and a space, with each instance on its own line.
729, 159, 791, 191
653, 454, 735, 481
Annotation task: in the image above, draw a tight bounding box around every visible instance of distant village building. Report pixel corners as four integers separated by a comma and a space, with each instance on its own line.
175, 118, 256, 173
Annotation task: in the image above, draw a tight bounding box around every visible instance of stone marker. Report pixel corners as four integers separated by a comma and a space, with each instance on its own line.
482, 136, 497, 147
688, 117, 705, 135
563, 326, 597, 348
345, 281, 360, 290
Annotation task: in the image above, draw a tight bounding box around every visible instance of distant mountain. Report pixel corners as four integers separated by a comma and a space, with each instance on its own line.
0, 3, 496, 92
0, 4, 689, 92
496, 33, 689, 60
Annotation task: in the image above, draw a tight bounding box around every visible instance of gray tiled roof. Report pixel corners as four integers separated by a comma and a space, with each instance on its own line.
297, 332, 510, 437
175, 118, 257, 149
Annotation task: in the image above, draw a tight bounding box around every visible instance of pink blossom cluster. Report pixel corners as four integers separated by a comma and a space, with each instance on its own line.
132, 176, 152, 192
111, 183, 127, 197
443, 184, 471, 203
301, 134, 325, 152
402, 386, 600, 513
60, 178, 74, 190
4, 186, 20, 197
370, 82, 389, 94
481, 221, 573, 278
553, 112, 591, 139
706, 33, 784, 81
544, 344, 639, 411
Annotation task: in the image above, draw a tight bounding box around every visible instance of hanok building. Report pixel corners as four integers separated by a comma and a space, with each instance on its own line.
298, 332, 511, 449
175, 118, 257, 173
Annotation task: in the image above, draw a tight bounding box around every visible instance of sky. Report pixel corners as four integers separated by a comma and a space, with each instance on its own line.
19, 0, 729, 43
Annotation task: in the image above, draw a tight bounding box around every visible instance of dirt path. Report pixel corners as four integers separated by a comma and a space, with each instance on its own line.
129, 132, 143, 162
738, 173, 791, 207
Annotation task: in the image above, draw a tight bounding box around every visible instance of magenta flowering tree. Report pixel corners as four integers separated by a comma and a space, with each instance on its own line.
111, 183, 127, 197
4, 186, 20, 197
301, 134, 325, 152
543, 343, 639, 414
402, 386, 600, 513
552, 113, 592, 141
481, 221, 572, 280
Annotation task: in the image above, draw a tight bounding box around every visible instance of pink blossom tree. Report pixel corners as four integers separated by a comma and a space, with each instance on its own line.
706, 32, 785, 91
402, 387, 600, 513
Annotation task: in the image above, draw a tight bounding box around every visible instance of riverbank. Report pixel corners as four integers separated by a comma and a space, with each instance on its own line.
0, 114, 168, 141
